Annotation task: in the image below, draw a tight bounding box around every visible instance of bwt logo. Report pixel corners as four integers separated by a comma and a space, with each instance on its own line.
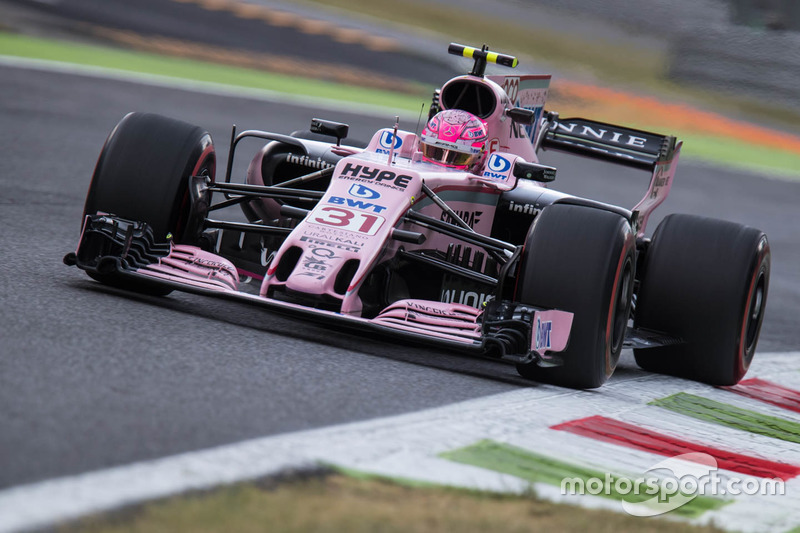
487, 154, 511, 172
328, 196, 387, 213
483, 154, 511, 180
379, 131, 402, 150
535, 317, 552, 351
348, 184, 381, 200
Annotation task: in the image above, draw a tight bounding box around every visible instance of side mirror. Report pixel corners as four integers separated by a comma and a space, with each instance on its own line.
513, 161, 556, 183
310, 118, 349, 145
506, 107, 536, 125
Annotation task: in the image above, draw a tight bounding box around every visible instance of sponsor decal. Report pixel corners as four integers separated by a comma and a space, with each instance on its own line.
440, 289, 492, 309
188, 257, 231, 270
502, 77, 520, 104
524, 106, 542, 140
379, 131, 402, 150
431, 138, 466, 151
348, 184, 381, 200
301, 256, 329, 272
300, 232, 366, 252
509, 121, 526, 139
518, 88, 549, 108
300, 235, 364, 252
440, 210, 482, 229
339, 163, 412, 190
298, 245, 339, 280
559, 451, 780, 517
507, 200, 540, 216
310, 206, 385, 236
487, 154, 512, 173
407, 301, 462, 317
303, 228, 365, 240
648, 165, 671, 199
556, 122, 650, 149
328, 196, 386, 213
286, 154, 334, 170
483, 154, 511, 180
535, 317, 552, 351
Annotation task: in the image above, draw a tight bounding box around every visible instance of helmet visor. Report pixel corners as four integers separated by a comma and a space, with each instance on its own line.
421, 144, 479, 168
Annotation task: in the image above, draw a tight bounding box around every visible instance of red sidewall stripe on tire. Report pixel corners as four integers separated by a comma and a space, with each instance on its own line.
604, 231, 633, 375
735, 238, 769, 378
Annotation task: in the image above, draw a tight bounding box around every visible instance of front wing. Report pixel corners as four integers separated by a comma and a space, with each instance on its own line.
65, 215, 576, 366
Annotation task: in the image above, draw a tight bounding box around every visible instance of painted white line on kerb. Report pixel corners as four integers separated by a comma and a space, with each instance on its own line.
0, 55, 419, 121
0, 351, 799, 533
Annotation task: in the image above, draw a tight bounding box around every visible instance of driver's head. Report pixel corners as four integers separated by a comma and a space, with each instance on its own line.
419, 110, 488, 170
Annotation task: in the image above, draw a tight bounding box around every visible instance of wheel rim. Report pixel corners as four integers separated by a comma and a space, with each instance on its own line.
175, 149, 215, 242
611, 257, 633, 355
744, 269, 767, 358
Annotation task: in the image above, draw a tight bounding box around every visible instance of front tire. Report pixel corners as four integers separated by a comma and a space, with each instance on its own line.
84, 112, 215, 241
82, 112, 215, 294
515, 204, 635, 389
633, 214, 770, 385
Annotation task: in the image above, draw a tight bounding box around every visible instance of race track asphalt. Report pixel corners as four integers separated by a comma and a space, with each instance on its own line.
1, 63, 799, 491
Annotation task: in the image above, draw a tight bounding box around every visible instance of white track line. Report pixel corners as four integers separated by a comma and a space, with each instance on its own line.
1, 352, 798, 532
0, 55, 418, 121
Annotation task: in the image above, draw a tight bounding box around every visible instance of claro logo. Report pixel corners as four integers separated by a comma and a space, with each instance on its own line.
339, 163, 412, 190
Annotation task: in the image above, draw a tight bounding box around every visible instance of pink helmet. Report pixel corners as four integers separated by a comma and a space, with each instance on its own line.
420, 110, 488, 169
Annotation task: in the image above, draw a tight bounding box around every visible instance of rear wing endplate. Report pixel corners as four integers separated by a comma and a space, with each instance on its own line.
541, 117, 682, 238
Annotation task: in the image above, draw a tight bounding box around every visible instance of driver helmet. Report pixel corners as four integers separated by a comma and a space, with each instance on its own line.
419, 110, 488, 169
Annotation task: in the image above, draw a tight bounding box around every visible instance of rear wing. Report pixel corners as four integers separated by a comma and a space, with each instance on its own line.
541, 117, 682, 238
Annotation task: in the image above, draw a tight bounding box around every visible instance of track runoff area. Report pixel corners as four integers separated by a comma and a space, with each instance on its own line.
1, 352, 800, 532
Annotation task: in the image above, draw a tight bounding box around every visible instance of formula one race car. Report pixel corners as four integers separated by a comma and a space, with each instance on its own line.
65, 44, 770, 389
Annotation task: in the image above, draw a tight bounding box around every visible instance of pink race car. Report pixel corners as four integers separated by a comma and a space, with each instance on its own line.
65, 44, 770, 389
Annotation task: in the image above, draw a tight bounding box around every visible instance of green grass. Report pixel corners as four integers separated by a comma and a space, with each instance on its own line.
0, 31, 428, 112
306, 0, 666, 85
68, 473, 727, 533
647, 131, 800, 180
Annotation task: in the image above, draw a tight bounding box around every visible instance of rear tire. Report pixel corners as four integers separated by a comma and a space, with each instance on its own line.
82, 112, 215, 294
633, 214, 770, 385
515, 204, 635, 389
